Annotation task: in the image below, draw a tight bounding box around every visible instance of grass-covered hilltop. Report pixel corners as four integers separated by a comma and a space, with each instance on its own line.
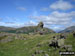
0, 22, 75, 56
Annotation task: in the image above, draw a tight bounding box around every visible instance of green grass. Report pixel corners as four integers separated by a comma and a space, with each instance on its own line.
0, 33, 75, 56
65, 33, 75, 51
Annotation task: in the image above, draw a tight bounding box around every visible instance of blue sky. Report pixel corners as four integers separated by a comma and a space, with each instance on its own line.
0, 0, 75, 32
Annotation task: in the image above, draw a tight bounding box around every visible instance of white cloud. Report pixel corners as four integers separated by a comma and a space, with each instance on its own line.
41, 7, 49, 11
24, 21, 38, 26
1, 10, 75, 31
17, 7, 26, 11
0, 22, 23, 28
30, 11, 75, 31
0, 20, 37, 28
50, 0, 73, 10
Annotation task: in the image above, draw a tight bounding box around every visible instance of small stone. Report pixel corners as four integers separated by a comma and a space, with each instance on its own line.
39, 50, 43, 53
48, 49, 51, 51
34, 50, 39, 54
44, 54, 49, 56
36, 43, 42, 47
32, 54, 35, 56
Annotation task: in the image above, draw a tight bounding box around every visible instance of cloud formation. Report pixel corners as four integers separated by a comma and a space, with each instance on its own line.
0, 0, 74, 32
17, 7, 26, 11
30, 11, 75, 31
0, 22, 21, 28
0, 20, 37, 28
50, 0, 74, 10
41, 7, 49, 11
41, 0, 74, 11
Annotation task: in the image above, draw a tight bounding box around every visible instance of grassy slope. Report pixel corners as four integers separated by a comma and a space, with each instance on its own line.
0, 33, 75, 56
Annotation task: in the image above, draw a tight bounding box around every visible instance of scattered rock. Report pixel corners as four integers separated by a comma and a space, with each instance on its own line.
0, 36, 14, 43
64, 45, 72, 51
44, 53, 49, 56
36, 43, 42, 47
39, 50, 45, 54
32, 54, 35, 56
48, 49, 51, 51
73, 32, 75, 37
34, 50, 40, 54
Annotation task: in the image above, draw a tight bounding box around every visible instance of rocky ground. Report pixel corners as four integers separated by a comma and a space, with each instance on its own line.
0, 33, 75, 56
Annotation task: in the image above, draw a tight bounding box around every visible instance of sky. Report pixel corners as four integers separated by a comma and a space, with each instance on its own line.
0, 0, 75, 32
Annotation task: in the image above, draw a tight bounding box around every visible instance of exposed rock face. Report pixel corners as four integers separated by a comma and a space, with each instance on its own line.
37, 22, 44, 28
37, 22, 45, 35
73, 31, 75, 37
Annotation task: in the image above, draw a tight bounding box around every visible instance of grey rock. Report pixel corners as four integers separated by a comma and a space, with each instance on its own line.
32, 54, 35, 56
44, 54, 49, 56
36, 43, 42, 47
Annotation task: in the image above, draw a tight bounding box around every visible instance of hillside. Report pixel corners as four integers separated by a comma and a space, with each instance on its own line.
0, 26, 16, 33
59, 26, 75, 33
16, 26, 55, 34
0, 33, 75, 56
0, 26, 55, 34
0, 22, 55, 34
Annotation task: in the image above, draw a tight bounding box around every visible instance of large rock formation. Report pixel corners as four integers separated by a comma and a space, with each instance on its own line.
37, 22, 44, 28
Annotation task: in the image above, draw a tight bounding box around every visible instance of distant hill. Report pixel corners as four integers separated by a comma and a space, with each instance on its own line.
0, 26, 55, 34
0, 26, 16, 33
0, 22, 55, 34
16, 26, 55, 34
59, 26, 75, 33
